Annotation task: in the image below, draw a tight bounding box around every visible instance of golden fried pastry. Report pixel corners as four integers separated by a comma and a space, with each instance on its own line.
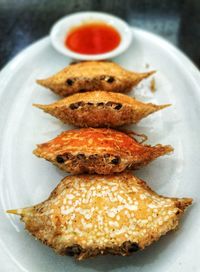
36, 61, 155, 96
33, 128, 173, 174
33, 91, 170, 128
7, 172, 192, 260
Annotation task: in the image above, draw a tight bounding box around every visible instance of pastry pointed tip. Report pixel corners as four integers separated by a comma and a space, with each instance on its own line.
145, 103, 171, 117
160, 103, 171, 109
172, 197, 193, 215
7, 209, 23, 215
131, 70, 156, 83
33, 103, 47, 110
7, 207, 35, 216
36, 79, 49, 87
33, 147, 41, 157
141, 70, 156, 79
177, 198, 193, 211
147, 70, 156, 76
36, 79, 43, 85
162, 145, 174, 154
153, 144, 174, 158
156, 103, 171, 111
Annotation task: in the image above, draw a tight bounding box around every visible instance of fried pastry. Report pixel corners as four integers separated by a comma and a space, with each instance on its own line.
33, 91, 170, 128
36, 61, 155, 96
7, 172, 192, 260
33, 128, 173, 174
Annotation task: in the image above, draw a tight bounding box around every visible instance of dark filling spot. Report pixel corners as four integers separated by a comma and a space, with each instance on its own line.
66, 79, 74, 86
114, 103, 122, 110
128, 243, 140, 252
111, 156, 121, 165
69, 103, 80, 110
97, 102, 104, 106
87, 102, 94, 106
65, 245, 82, 256
106, 76, 115, 83
77, 101, 84, 106
79, 89, 86, 92
77, 154, 86, 160
56, 155, 65, 164
89, 154, 98, 160
121, 241, 140, 253
105, 101, 123, 109
105, 102, 113, 107
63, 153, 71, 160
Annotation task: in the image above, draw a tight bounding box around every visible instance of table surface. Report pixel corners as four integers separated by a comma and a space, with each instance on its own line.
0, 0, 199, 69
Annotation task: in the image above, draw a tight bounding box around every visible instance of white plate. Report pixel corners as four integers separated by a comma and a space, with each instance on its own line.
0, 28, 200, 272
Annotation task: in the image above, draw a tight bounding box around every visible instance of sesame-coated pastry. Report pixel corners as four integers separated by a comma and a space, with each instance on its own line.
33, 91, 170, 128
36, 61, 155, 96
33, 128, 173, 175
7, 172, 192, 260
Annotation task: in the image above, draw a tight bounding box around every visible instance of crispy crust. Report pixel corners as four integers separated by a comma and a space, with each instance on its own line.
34, 91, 170, 127
8, 172, 192, 260
36, 61, 155, 96
33, 128, 173, 174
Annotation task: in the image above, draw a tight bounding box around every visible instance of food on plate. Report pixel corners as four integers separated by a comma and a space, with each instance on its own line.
36, 61, 155, 96
7, 172, 192, 260
33, 91, 170, 128
33, 128, 173, 174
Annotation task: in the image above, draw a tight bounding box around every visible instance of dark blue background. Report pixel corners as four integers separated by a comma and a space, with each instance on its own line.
0, 0, 199, 69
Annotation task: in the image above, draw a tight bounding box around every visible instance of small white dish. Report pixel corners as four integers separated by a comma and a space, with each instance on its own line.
50, 11, 132, 60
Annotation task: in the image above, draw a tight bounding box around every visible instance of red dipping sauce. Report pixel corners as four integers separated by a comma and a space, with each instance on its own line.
65, 22, 121, 55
